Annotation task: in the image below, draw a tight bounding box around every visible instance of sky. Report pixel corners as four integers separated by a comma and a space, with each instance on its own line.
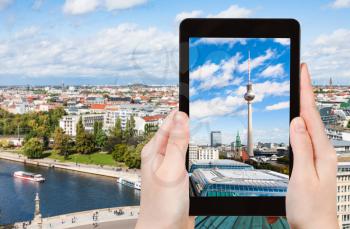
0, 0, 349, 85
189, 38, 290, 145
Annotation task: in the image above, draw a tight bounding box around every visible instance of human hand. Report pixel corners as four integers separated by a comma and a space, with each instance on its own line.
135, 111, 194, 229
286, 64, 339, 228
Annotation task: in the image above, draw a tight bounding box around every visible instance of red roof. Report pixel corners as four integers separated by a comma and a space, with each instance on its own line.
90, 104, 106, 110
142, 115, 165, 122
241, 150, 250, 162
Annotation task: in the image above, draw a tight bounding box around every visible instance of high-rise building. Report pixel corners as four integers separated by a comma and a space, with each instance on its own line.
210, 131, 222, 147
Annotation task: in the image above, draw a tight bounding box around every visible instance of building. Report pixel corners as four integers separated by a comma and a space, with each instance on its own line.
81, 114, 104, 133
104, 109, 132, 131
188, 144, 198, 161
134, 115, 165, 135
59, 115, 79, 136
59, 114, 104, 136
337, 161, 350, 228
191, 168, 288, 197
198, 147, 219, 160
210, 131, 222, 147
189, 159, 253, 173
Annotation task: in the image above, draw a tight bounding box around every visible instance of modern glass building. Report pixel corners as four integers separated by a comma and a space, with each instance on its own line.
191, 168, 288, 197
210, 131, 222, 147
189, 159, 253, 173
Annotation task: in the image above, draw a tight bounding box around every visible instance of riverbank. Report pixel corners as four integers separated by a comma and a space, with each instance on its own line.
13, 206, 139, 229
0, 151, 141, 186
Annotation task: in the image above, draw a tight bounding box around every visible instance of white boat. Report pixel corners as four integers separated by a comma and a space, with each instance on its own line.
13, 171, 45, 182
117, 177, 141, 190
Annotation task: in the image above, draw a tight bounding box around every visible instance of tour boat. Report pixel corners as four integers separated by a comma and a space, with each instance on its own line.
13, 171, 45, 182
117, 177, 141, 190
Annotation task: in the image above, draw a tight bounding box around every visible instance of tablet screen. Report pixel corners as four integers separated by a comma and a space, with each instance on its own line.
189, 37, 290, 197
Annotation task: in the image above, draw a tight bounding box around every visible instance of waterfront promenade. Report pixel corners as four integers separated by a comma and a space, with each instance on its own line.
0, 151, 140, 184
13, 206, 139, 229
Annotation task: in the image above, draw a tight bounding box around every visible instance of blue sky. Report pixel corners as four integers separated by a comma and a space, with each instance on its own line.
189, 38, 290, 145
0, 0, 349, 85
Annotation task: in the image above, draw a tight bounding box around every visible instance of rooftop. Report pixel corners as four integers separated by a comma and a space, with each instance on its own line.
193, 168, 288, 187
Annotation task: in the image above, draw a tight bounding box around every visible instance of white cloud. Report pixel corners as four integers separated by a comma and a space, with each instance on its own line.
0, 23, 177, 80
32, 0, 44, 10
175, 4, 252, 27
0, 0, 13, 10
190, 53, 242, 91
266, 101, 289, 111
235, 80, 290, 101
330, 0, 350, 8
175, 10, 203, 24
238, 49, 275, 72
105, 0, 147, 11
191, 80, 289, 119
207, 5, 252, 18
302, 28, 350, 83
190, 95, 246, 119
63, 0, 147, 15
14, 26, 40, 39
274, 38, 290, 46
260, 63, 285, 78
192, 38, 247, 47
63, 0, 100, 15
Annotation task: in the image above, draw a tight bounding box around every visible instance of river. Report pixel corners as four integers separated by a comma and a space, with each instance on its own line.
0, 159, 140, 225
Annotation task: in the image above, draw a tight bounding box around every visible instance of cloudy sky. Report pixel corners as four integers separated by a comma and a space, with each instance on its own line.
0, 0, 349, 85
189, 38, 290, 145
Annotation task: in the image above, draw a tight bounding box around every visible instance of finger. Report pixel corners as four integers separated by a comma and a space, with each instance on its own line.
159, 111, 189, 177
142, 110, 176, 161
266, 216, 278, 225
300, 63, 334, 159
290, 117, 317, 178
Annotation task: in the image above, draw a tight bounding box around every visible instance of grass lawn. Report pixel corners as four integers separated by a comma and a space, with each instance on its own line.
48, 150, 125, 167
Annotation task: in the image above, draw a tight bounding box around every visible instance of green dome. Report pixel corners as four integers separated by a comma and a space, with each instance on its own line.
195, 216, 290, 229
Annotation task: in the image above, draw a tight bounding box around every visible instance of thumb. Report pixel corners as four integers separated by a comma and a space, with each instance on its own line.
290, 117, 317, 177
156, 111, 189, 182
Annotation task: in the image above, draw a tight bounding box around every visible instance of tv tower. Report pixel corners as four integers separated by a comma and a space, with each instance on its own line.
244, 51, 255, 157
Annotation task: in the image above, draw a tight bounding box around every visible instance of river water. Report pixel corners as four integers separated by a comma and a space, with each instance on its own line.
0, 159, 140, 225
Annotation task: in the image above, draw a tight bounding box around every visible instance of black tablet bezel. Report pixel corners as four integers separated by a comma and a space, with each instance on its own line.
179, 18, 300, 216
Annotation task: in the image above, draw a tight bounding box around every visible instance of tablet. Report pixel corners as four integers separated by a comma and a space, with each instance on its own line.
179, 19, 300, 216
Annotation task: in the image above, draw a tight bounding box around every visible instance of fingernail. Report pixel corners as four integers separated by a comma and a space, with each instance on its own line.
174, 111, 185, 125
294, 118, 306, 133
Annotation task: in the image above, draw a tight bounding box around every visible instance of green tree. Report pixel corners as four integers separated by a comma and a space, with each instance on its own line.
93, 121, 107, 149
23, 137, 44, 159
53, 127, 72, 159
112, 144, 128, 162
347, 120, 350, 128
111, 117, 123, 139
75, 117, 95, 154
103, 136, 122, 153
124, 115, 136, 143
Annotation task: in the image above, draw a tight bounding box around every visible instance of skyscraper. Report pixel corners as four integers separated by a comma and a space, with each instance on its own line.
244, 51, 255, 157
210, 131, 222, 147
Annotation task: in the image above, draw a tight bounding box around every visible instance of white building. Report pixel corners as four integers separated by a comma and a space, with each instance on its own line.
134, 115, 165, 135
59, 114, 104, 136
189, 144, 198, 161
82, 114, 104, 133
198, 147, 219, 160
104, 109, 133, 131
337, 161, 350, 229
59, 115, 79, 136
